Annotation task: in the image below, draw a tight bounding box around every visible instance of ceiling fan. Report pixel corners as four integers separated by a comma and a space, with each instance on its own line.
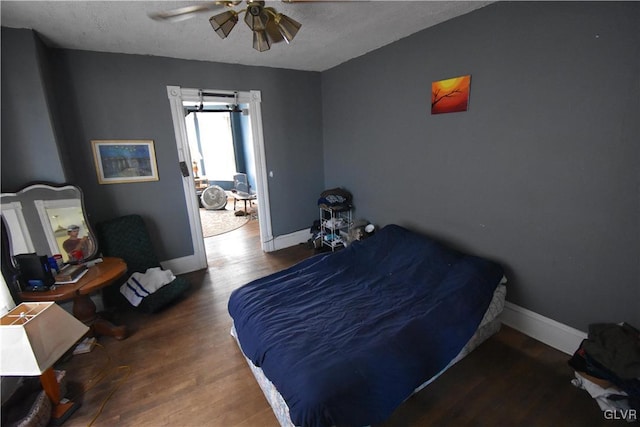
149, 1, 305, 52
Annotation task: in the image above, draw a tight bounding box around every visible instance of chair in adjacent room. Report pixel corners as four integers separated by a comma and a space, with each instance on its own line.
95, 214, 190, 313
231, 172, 257, 213
233, 173, 251, 196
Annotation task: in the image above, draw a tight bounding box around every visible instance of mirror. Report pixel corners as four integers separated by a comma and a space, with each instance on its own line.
0, 183, 97, 264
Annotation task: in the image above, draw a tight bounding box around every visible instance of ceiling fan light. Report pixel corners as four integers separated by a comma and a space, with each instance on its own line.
253, 30, 271, 52
275, 14, 301, 43
265, 20, 285, 44
209, 11, 238, 39
244, 5, 269, 31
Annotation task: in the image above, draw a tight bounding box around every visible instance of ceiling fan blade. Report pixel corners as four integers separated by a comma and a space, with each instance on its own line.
149, 3, 229, 22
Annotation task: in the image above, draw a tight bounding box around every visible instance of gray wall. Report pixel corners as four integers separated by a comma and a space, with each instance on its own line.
3, 2, 638, 332
1, 28, 66, 189
321, 1, 640, 331
1, 38, 324, 261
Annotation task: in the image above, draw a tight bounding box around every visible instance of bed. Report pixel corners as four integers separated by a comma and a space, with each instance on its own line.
228, 224, 506, 427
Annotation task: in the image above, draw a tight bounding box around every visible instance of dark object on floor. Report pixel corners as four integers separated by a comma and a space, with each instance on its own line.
583, 322, 640, 380
1, 371, 66, 427
1, 377, 51, 427
568, 322, 640, 413
95, 214, 190, 313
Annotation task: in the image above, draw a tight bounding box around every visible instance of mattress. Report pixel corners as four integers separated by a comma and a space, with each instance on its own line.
228, 224, 505, 426
231, 283, 506, 427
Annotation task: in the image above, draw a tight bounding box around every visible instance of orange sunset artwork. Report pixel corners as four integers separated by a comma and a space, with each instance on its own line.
431, 75, 471, 114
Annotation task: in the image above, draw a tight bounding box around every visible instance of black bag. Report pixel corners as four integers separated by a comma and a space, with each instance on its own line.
13, 253, 55, 291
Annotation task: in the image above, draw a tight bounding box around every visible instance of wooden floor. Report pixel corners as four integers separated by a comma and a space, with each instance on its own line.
57, 220, 624, 426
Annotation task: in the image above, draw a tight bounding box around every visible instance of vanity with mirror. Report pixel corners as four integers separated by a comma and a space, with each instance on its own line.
1, 183, 97, 264
1, 183, 128, 339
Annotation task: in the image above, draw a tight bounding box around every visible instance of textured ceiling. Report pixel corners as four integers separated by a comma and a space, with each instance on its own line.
1, 1, 491, 71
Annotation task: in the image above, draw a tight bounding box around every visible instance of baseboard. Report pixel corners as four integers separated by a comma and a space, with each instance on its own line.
271, 229, 310, 252
500, 302, 587, 355
161, 255, 205, 275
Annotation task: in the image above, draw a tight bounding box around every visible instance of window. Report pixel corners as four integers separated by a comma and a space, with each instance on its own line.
185, 111, 236, 180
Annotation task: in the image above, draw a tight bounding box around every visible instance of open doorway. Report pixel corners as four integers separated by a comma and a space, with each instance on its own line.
184, 103, 258, 238
166, 86, 275, 271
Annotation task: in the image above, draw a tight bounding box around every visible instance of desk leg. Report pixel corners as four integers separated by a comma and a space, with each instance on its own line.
73, 294, 127, 340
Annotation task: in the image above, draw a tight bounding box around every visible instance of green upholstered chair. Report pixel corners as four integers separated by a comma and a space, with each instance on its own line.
95, 214, 190, 313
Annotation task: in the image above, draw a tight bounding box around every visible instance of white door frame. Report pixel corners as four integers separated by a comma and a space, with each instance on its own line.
166, 86, 275, 271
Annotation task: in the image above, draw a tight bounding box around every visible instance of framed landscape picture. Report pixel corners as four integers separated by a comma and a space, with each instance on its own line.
91, 140, 159, 184
431, 75, 471, 114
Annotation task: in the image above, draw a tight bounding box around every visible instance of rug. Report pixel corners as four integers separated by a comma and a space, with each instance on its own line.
200, 207, 250, 238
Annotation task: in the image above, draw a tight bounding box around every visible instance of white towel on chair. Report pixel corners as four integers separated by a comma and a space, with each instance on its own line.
120, 267, 176, 307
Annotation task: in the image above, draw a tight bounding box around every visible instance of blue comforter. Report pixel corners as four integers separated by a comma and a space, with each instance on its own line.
228, 224, 504, 427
